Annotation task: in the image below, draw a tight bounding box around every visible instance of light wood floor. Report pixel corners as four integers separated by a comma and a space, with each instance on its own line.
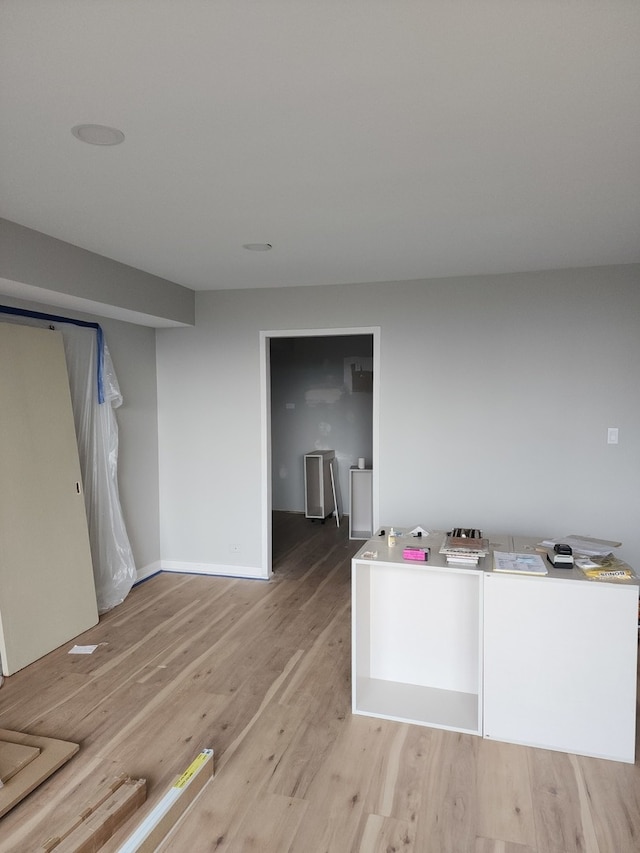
1, 513, 639, 852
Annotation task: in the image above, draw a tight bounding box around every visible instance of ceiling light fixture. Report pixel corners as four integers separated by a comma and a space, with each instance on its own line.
242, 243, 273, 252
71, 124, 125, 145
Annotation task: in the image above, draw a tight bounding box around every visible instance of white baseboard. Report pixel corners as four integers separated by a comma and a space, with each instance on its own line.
160, 560, 268, 580
135, 561, 162, 584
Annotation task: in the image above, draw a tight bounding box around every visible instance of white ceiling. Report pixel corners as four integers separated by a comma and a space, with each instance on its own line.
1, 1, 639, 293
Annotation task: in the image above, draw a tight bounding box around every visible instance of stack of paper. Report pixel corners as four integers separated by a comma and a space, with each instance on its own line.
493, 551, 548, 576
440, 533, 489, 566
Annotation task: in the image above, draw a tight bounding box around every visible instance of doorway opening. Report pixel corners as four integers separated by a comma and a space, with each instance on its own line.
260, 327, 380, 576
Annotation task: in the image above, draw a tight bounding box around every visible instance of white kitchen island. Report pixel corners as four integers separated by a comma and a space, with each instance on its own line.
352, 531, 639, 763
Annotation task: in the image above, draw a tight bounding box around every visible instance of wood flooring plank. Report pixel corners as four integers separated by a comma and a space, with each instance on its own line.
106, 573, 196, 629
0, 672, 90, 728
266, 715, 345, 801
14, 591, 233, 733
267, 603, 353, 799
162, 792, 307, 853
410, 729, 480, 853
363, 723, 435, 825
285, 715, 411, 853
574, 752, 640, 853
357, 812, 415, 852
275, 599, 351, 714
213, 649, 306, 776
477, 738, 536, 848
475, 840, 537, 853
528, 748, 599, 853
362, 724, 412, 819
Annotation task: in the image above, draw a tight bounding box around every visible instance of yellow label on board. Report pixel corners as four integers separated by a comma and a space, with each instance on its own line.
173, 749, 213, 789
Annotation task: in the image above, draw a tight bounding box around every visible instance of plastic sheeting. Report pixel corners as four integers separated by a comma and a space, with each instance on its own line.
63, 325, 136, 612
0, 308, 136, 612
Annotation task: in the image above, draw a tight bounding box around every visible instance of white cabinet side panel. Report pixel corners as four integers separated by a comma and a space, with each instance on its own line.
349, 468, 373, 538
483, 573, 638, 762
352, 562, 372, 702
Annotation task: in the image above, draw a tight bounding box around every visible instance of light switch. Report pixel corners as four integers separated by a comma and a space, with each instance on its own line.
607, 427, 619, 444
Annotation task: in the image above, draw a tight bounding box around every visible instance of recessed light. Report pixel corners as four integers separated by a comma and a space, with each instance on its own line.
242, 243, 273, 252
71, 124, 125, 146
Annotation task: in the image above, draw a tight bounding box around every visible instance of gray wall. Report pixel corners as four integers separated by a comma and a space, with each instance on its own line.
0, 218, 194, 327
0, 295, 161, 574
4, 261, 638, 582
156, 264, 640, 574
270, 335, 373, 513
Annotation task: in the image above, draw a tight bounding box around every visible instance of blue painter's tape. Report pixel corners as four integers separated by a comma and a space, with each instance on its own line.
0, 304, 105, 403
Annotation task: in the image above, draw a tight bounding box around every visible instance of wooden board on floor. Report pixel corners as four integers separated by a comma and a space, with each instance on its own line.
0, 729, 79, 819
42, 773, 144, 852
0, 740, 41, 783
117, 749, 213, 853
45, 776, 147, 853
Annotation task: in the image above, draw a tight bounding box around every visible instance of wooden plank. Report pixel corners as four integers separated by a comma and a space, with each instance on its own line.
528, 748, 594, 853
357, 813, 415, 853
564, 752, 626, 853
48, 778, 147, 853
476, 738, 536, 848
0, 729, 79, 819
42, 774, 137, 851
0, 740, 41, 784
116, 749, 213, 853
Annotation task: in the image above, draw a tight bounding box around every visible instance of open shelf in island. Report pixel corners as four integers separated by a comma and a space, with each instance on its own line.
352, 555, 483, 735
354, 677, 480, 734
